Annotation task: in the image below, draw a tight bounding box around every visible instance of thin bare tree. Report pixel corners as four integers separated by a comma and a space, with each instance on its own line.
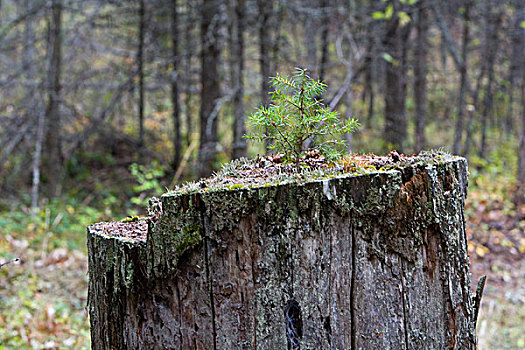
137, 0, 146, 156
453, 0, 471, 155
414, 0, 428, 153
383, 0, 406, 151
229, 0, 247, 159
44, 0, 63, 197
198, 0, 222, 177
171, 0, 181, 171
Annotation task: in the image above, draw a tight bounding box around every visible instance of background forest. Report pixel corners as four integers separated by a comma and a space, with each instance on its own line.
0, 0, 524, 348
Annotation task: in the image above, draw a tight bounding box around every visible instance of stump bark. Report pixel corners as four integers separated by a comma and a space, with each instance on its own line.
87, 157, 477, 349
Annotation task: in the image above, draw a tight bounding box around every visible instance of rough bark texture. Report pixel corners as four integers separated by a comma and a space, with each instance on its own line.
318, 0, 329, 83
414, 0, 428, 153
171, 0, 181, 172
229, 0, 247, 159
257, 0, 271, 109
137, 0, 145, 152
88, 157, 476, 349
479, 0, 502, 159
517, 71, 525, 204
198, 0, 221, 177
183, 1, 195, 147
363, 19, 375, 128
44, 0, 63, 197
506, 0, 524, 134
453, 0, 471, 156
383, 0, 406, 152
257, 0, 273, 152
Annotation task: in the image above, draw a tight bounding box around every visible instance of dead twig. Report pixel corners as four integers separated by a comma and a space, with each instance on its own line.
0, 258, 20, 269
170, 138, 199, 188
473, 275, 487, 330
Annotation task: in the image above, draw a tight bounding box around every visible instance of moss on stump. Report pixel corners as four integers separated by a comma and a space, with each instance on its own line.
87, 154, 476, 349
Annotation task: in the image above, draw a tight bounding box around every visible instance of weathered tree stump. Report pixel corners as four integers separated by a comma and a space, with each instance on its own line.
87, 155, 477, 349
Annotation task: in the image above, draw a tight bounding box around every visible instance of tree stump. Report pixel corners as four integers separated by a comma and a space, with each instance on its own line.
87, 155, 477, 349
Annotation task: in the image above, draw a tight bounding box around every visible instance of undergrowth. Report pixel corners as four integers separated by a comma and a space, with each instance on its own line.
0, 198, 108, 349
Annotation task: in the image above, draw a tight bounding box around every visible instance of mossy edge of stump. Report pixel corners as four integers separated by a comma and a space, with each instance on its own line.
87, 156, 477, 350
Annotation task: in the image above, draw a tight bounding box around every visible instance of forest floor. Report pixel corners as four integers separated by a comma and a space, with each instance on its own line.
0, 180, 524, 349
467, 189, 525, 349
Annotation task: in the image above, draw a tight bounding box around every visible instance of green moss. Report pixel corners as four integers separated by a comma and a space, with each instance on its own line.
228, 183, 246, 191
175, 225, 202, 256
101, 155, 468, 278
121, 215, 139, 223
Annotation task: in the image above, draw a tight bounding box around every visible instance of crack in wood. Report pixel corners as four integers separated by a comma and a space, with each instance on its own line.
284, 296, 302, 350
287, 226, 298, 349
175, 279, 183, 350
350, 221, 357, 350
199, 199, 217, 350
400, 259, 410, 349
326, 221, 333, 346
439, 235, 458, 349
250, 232, 258, 350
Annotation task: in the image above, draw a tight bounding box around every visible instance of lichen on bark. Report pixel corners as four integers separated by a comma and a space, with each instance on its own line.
87, 155, 476, 349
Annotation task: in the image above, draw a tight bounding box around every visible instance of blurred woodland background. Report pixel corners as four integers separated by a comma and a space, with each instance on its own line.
0, 0, 524, 348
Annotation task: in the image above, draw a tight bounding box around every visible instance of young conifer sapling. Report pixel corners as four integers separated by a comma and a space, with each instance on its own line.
245, 68, 359, 168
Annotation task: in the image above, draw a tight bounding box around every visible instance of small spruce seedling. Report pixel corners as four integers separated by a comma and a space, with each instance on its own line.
245, 67, 359, 167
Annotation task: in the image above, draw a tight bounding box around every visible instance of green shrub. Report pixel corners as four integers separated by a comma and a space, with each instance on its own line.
245, 67, 359, 166
129, 161, 165, 207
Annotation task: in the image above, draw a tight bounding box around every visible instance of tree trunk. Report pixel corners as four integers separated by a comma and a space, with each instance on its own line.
400, 21, 411, 109
171, 0, 181, 172
44, 0, 63, 198
303, 0, 317, 71
88, 156, 477, 349
258, 0, 272, 108
31, 111, 45, 213
23, 0, 35, 79
318, 0, 329, 83
27, 0, 42, 212
198, 0, 221, 177
454, 0, 471, 156
344, 78, 354, 152
440, 26, 447, 71
383, 0, 406, 151
506, 0, 524, 135
138, 0, 146, 154
184, 1, 194, 146
464, 67, 485, 157
271, 0, 284, 75
516, 69, 525, 204
479, 1, 502, 159
257, 0, 273, 152
414, 0, 427, 153
364, 18, 375, 129
513, 0, 525, 204
229, 0, 247, 159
